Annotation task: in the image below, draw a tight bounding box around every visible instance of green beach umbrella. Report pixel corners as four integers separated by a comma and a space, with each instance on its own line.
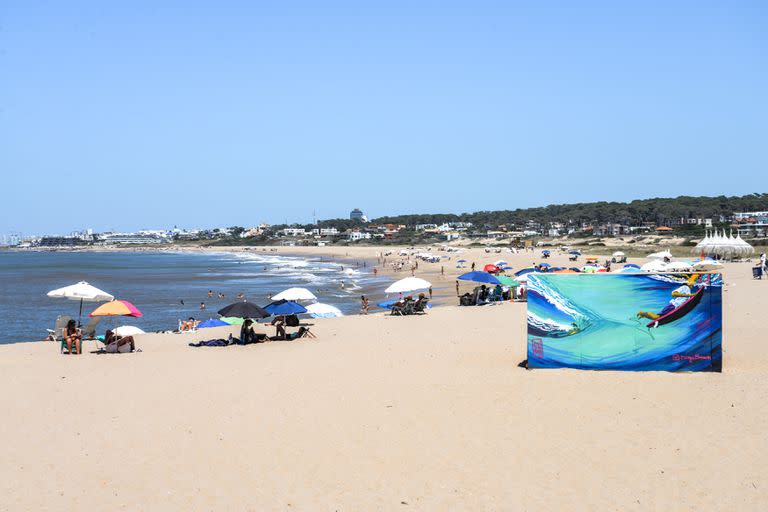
220, 316, 245, 325
496, 276, 520, 287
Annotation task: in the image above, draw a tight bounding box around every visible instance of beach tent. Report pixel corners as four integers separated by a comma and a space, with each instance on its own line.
217, 301, 269, 319
271, 287, 317, 302
385, 277, 432, 294
305, 303, 343, 318
47, 281, 114, 324
458, 271, 501, 285
197, 319, 230, 328
264, 300, 308, 316
113, 325, 145, 336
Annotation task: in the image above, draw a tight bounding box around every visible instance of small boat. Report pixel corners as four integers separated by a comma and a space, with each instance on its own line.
647, 286, 705, 328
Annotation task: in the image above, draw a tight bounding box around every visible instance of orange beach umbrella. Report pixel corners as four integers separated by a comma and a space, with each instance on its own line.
89, 300, 143, 318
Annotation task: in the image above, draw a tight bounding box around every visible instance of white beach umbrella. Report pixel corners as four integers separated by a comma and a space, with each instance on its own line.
693, 259, 724, 271
271, 287, 317, 302
612, 251, 625, 257
641, 260, 668, 272
385, 277, 432, 294
113, 326, 145, 336
305, 303, 343, 318
47, 281, 114, 324
665, 261, 693, 272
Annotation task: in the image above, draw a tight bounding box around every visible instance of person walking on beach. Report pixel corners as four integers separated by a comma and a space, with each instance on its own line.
373, 267, 378, 276
471, 262, 476, 271
455, 280, 460, 296
441, 266, 444, 276
428, 287, 433, 299
360, 295, 369, 315
761, 253, 767, 273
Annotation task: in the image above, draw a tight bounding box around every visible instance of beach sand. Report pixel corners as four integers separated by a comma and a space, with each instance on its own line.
1, 247, 767, 510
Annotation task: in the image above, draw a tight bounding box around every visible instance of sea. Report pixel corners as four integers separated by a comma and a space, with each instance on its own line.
0, 250, 386, 344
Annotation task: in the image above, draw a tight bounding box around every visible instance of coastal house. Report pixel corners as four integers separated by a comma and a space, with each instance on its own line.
348, 231, 372, 241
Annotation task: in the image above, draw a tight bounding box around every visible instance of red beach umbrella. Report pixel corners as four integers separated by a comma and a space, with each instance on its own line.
483, 264, 500, 274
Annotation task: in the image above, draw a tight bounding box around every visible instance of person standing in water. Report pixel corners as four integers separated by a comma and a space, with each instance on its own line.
360, 295, 369, 315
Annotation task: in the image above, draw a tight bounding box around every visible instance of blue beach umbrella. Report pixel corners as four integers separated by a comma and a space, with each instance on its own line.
538, 262, 552, 268
377, 300, 397, 309
623, 263, 641, 269
264, 299, 308, 316
197, 319, 230, 328
515, 268, 537, 277
458, 271, 502, 285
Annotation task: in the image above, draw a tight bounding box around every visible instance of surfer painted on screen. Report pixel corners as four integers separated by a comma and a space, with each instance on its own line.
636, 274, 700, 321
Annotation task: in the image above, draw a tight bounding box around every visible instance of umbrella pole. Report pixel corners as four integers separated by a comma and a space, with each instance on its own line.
78, 299, 83, 327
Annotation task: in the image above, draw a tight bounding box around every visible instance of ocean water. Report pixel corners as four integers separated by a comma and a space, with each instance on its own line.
0, 250, 386, 343
526, 273, 722, 371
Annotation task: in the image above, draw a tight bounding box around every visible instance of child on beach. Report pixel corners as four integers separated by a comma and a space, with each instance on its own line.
360, 295, 369, 315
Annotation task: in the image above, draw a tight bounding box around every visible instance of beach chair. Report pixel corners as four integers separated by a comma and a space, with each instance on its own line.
46, 315, 71, 342
79, 317, 101, 340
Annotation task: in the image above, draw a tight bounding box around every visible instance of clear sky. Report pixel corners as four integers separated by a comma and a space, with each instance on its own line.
1, 1, 766, 234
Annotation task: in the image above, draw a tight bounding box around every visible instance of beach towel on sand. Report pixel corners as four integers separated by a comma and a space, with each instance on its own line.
189, 339, 231, 347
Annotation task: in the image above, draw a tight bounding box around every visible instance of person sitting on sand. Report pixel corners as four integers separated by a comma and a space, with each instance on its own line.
271, 316, 286, 340
104, 329, 136, 353
180, 317, 197, 332
637, 274, 699, 320
63, 319, 82, 354
239, 318, 267, 344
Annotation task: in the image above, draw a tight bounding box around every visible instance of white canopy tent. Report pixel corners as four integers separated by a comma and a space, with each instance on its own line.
693, 229, 754, 260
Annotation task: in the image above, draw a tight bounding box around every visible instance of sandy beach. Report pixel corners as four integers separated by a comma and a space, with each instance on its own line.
1, 247, 767, 511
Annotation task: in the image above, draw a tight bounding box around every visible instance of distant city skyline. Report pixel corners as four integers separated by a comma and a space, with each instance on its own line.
2, 1, 766, 234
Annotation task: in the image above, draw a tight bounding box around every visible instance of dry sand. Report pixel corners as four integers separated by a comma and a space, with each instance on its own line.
1, 247, 767, 511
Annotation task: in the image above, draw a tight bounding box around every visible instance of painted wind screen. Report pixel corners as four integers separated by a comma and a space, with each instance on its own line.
526, 273, 722, 372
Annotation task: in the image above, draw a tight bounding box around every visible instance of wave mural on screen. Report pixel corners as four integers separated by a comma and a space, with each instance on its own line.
526, 272, 722, 372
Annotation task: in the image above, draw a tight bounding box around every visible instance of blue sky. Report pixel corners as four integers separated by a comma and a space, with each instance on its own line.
1, 1, 766, 234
